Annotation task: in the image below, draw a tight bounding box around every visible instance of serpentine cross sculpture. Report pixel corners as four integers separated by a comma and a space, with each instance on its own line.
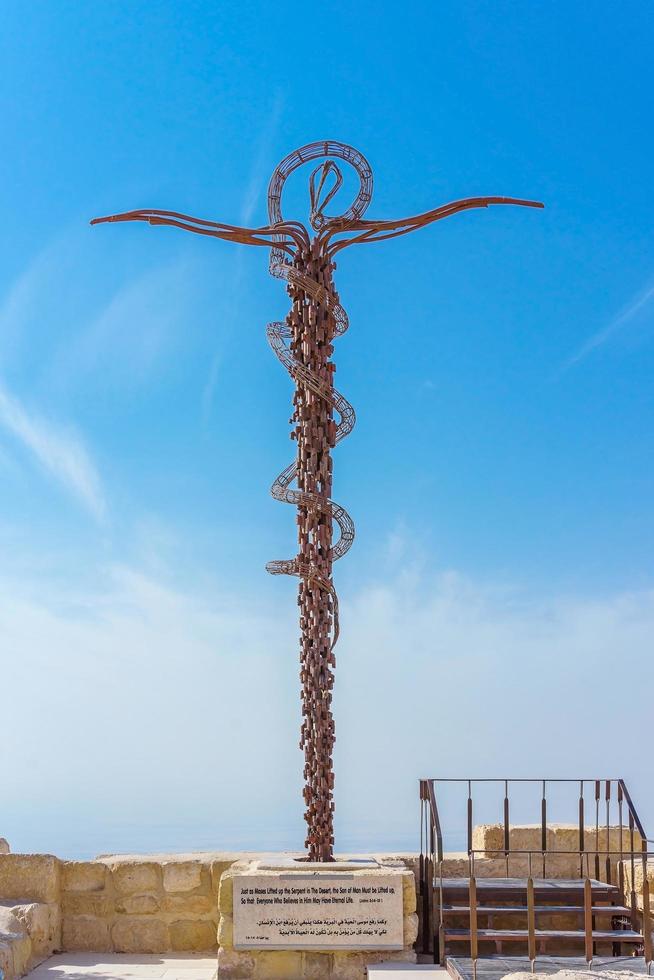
92, 141, 542, 861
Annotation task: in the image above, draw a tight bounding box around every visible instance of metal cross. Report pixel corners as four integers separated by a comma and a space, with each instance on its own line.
92, 140, 542, 861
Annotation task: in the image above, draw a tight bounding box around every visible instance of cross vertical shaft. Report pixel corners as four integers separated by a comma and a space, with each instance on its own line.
290, 244, 337, 860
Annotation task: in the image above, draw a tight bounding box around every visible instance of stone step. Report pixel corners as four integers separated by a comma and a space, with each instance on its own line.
436, 877, 619, 899
443, 927, 643, 942
24, 952, 218, 979
367, 966, 450, 977
440, 904, 631, 916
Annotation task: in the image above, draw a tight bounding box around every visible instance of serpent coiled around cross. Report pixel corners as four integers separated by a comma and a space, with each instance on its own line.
92, 140, 542, 860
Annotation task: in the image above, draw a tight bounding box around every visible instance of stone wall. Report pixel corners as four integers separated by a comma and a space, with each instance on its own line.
0, 850, 419, 978
61, 854, 236, 954
470, 823, 645, 879
0, 856, 62, 979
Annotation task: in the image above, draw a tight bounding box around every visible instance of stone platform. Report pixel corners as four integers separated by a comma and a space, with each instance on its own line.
25, 952, 217, 979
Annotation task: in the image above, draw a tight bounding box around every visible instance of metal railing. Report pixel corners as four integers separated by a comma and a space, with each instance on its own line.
419, 778, 653, 971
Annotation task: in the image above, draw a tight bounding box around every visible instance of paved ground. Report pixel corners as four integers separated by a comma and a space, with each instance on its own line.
26, 953, 217, 979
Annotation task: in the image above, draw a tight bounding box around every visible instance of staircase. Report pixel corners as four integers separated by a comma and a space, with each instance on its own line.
418, 778, 653, 972
436, 876, 643, 963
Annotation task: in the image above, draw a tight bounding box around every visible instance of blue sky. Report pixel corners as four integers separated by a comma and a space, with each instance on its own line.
1, 1, 653, 858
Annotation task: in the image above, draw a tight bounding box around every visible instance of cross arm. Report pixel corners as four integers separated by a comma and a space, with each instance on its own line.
326, 195, 544, 255
90, 208, 307, 254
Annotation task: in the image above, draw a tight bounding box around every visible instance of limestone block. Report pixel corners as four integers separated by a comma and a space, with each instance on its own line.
401, 873, 416, 915
218, 874, 234, 915
217, 912, 233, 948
253, 950, 302, 979
0, 854, 60, 903
403, 911, 419, 946
538, 854, 580, 878
0, 839, 9, 855
63, 892, 112, 917
302, 952, 331, 978
472, 823, 644, 861
587, 826, 643, 856
331, 952, 365, 980
163, 861, 203, 893
438, 856, 507, 878
170, 918, 217, 951
362, 951, 416, 969
115, 894, 160, 915
8, 901, 60, 959
0, 941, 13, 979
6, 935, 31, 978
471, 824, 504, 855
0, 906, 23, 940
112, 862, 161, 896
212, 861, 235, 895
550, 824, 584, 852
112, 915, 169, 953
61, 861, 108, 893
162, 893, 214, 915
623, 860, 654, 911
217, 946, 255, 978
63, 914, 111, 952
442, 851, 578, 879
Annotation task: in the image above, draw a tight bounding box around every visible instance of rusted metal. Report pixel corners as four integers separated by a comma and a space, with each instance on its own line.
579, 781, 586, 877
630, 810, 639, 931
504, 779, 510, 874
469, 875, 479, 965
595, 779, 602, 880
605, 779, 612, 884
541, 780, 547, 877
91, 142, 542, 860
467, 781, 473, 857
643, 870, 652, 968
584, 877, 594, 966
527, 875, 536, 970
616, 782, 627, 955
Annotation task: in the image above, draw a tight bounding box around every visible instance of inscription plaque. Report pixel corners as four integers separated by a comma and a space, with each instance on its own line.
232, 872, 404, 950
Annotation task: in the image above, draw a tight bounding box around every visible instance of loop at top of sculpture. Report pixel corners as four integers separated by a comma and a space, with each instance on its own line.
267, 141, 374, 235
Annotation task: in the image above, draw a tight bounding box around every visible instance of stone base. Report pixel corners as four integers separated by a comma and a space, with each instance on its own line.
217, 859, 418, 980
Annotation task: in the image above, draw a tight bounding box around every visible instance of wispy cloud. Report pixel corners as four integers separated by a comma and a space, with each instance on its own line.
0, 235, 74, 367
562, 278, 654, 370
0, 382, 105, 520
48, 258, 194, 393
240, 91, 285, 227
201, 91, 284, 422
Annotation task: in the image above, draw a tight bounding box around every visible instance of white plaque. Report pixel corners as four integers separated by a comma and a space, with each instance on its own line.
233, 872, 404, 950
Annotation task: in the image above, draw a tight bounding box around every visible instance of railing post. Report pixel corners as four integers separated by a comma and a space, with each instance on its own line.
541, 779, 547, 878
419, 783, 429, 956
579, 780, 586, 879
630, 811, 638, 933
642, 844, 652, 972
428, 812, 435, 959
618, 780, 625, 905
595, 779, 601, 881
438, 860, 445, 966
605, 780, 612, 884
504, 779, 510, 876
467, 780, 473, 858
469, 875, 478, 976
527, 875, 536, 973
584, 877, 593, 968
